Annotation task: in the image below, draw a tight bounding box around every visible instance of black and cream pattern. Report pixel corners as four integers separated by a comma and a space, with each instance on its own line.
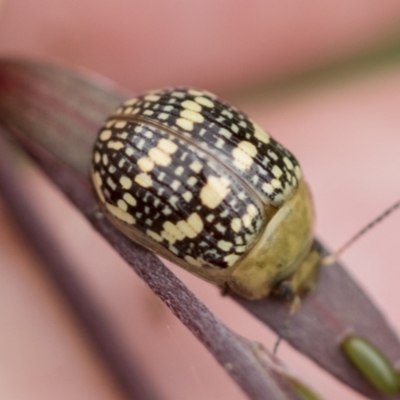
92, 88, 302, 269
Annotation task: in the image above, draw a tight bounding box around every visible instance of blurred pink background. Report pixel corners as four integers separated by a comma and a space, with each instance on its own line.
1, 1, 400, 399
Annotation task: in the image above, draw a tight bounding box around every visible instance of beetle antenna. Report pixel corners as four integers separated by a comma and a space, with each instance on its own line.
273, 329, 286, 355
323, 199, 400, 265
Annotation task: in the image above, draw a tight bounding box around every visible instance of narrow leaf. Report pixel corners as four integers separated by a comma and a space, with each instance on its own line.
0, 59, 399, 399
0, 60, 300, 400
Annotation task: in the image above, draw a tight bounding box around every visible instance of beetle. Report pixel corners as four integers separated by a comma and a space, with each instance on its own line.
91, 87, 400, 397
91, 87, 320, 300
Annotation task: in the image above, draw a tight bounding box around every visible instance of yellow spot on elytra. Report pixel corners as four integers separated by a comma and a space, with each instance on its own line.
224, 254, 240, 267
231, 218, 242, 233
252, 121, 270, 144
188, 89, 204, 97
120, 176, 132, 189
182, 100, 202, 112
283, 157, 294, 170
170, 180, 180, 191
231, 124, 239, 133
247, 204, 258, 217
147, 230, 163, 242
236, 245, 246, 253
117, 132, 129, 139
268, 150, 278, 161
176, 118, 194, 131
176, 220, 197, 239
108, 141, 124, 150
185, 255, 203, 267
187, 213, 203, 233
158, 139, 178, 154
242, 214, 252, 228
157, 113, 169, 120
219, 128, 232, 139
242, 204, 258, 229
187, 176, 197, 186
239, 141, 257, 157
115, 121, 127, 129
100, 130, 112, 141
175, 166, 184, 176
169, 245, 179, 255
145, 94, 160, 102
106, 203, 135, 224
232, 141, 257, 170
124, 98, 138, 106
222, 109, 233, 119
215, 138, 225, 148
182, 191, 193, 202
218, 240, 232, 252
135, 173, 153, 188
149, 147, 172, 166
125, 147, 134, 156
172, 91, 185, 98
189, 160, 203, 173
93, 171, 105, 203
180, 109, 204, 123
272, 165, 283, 178
195, 96, 214, 108
117, 199, 128, 211
161, 229, 175, 244
162, 221, 185, 242
123, 193, 137, 206
271, 179, 282, 189
137, 157, 154, 172
200, 176, 231, 209
102, 154, 109, 166
262, 183, 274, 195
94, 152, 101, 163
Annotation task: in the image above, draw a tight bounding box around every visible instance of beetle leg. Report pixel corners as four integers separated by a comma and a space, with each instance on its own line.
220, 283, 231, 297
